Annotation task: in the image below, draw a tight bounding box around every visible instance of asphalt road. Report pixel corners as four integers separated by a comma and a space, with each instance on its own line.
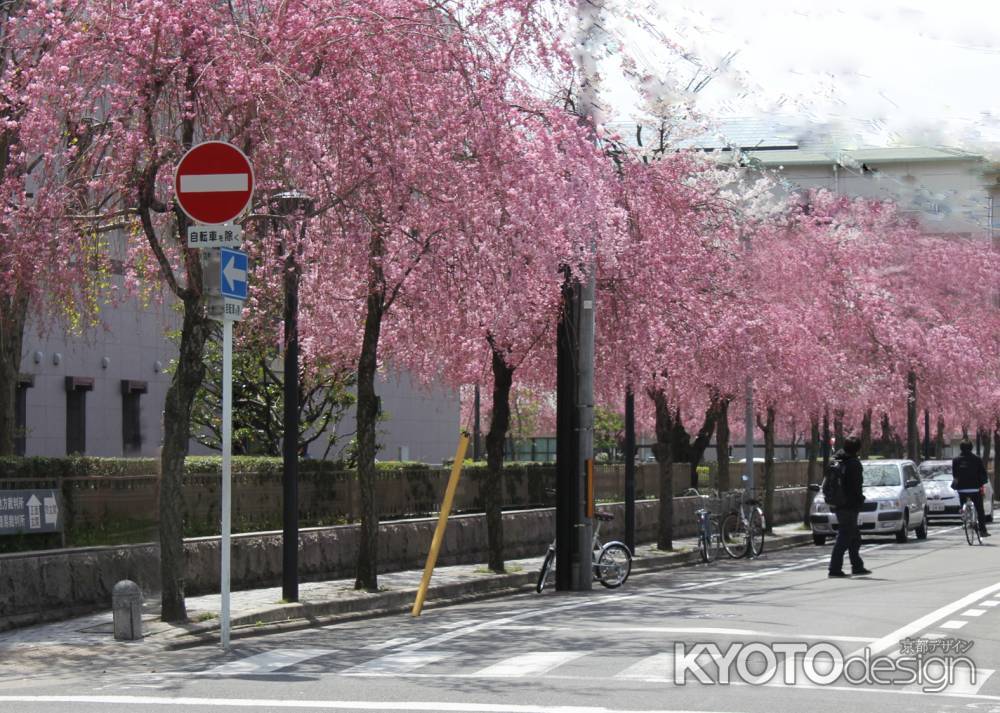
2, 522, 1000, 713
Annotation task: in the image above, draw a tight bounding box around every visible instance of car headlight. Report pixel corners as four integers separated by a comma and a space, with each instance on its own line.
812, 501, 830, 514
878, 499, 901, 510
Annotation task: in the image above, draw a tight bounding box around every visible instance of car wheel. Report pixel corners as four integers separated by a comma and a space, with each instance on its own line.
915, 509, 928, 540
895, 514, 909, 543
812, 533, 826, 546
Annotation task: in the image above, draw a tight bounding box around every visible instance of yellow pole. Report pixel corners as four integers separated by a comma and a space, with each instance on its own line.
412, 431, 470, 617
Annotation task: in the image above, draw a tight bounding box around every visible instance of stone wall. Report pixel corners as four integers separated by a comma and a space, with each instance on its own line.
0, 487, 809, 629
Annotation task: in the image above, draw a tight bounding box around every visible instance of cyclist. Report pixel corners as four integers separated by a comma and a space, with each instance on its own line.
952, 439, 990, 538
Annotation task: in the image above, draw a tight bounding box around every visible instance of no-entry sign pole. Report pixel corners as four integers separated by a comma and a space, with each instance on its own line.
220, 319, 233, 650
174, 140, 253, 651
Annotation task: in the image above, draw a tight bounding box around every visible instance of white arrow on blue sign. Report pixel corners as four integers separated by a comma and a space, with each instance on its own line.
220, 248, 248, 301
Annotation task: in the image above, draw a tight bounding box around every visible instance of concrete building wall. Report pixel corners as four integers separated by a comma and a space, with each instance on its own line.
18, 296, 460, 463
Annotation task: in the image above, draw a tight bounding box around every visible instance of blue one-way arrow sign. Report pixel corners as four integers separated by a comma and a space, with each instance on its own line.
219, 248, 248, 301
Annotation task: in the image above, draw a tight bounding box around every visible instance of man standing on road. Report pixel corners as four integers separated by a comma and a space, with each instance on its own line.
829, 435, 872, 578
953, 439, 990, 538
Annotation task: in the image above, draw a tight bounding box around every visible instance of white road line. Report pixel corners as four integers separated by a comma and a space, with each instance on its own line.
615, 653, 674, 680
0, 698, 752, 713
981, 600, 1000, 607
578, 626, 874, 643
940, 620, 969, 630
341, 650, 454, 675
179, 174, 248, 193
364, 637, 416, 651
962, 609, 986, 617
204, 648, 334, 676
852, 579, 1000, 656
475, 651, 586, 677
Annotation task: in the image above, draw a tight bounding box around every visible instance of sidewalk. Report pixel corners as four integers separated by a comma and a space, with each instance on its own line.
0, 523, 814, 652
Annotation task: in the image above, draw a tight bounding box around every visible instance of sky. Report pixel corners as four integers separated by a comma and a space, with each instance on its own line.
596, 0, 1000, 154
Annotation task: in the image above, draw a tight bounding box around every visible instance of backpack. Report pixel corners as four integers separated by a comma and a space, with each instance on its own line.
822, 459, 848, 508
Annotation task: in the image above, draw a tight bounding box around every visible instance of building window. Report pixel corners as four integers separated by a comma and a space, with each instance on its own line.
15, 375, 33, 456
65, 376, 94, 455
121, 380, 148, 456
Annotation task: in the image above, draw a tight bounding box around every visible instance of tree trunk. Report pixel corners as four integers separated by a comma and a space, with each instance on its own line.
804, 414, 820, 525
688, 397, 719, 490
483, 341, 513, 574
881, 412, 904, 459
860, 409, 873, 459
789, 418, 798, 461
757, 405, 776, 533
833, 409, 845, 449
715, 399, 730, 492
982, 427, 991, 468
650, 388, 673, 551
906, 370, 918, 461
354, 266, 385, 591
936, 415, 945, 458
0, 293, 28, 456
159, 294, 212, 622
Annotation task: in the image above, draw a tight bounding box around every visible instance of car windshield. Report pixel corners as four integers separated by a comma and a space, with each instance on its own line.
919, 463, 952, 479
925, 473, 953, 483
862, 464, 902, 487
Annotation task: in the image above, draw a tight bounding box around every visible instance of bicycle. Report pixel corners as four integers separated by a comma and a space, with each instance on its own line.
960, 490, 983, 546
690, 490, 730, 564
721, 482, 766, 559
536, 511, 632, 592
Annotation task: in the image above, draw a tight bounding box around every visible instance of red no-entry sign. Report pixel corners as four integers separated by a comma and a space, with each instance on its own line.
174, 141, 254, 225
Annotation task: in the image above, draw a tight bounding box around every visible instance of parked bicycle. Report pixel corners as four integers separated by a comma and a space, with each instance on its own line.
536, 511, 632, 592
961, 493, 983, 546
720, 480, 766, 559
690, 490, 730, 564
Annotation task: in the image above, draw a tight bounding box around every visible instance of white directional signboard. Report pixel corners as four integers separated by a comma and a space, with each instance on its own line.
0, 490, 61, 534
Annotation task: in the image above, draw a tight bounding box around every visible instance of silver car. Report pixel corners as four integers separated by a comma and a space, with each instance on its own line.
918, 459, 994, 522
810, 459, 928, 545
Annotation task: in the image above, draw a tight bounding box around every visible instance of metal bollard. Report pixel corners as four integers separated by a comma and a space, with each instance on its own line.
112, 580, 143, 641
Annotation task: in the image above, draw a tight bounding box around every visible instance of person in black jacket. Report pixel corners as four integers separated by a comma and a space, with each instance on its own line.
829, 435, 871, 577
952, 439, 990, 537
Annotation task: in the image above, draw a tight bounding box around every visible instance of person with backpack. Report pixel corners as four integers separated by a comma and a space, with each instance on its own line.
952, 439, 990, 538
826, 435, 872, 577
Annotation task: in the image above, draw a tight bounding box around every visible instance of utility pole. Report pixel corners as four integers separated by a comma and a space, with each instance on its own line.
624, 388, 636, 554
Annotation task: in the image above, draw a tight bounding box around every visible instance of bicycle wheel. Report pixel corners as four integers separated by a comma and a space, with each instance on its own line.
536, 547, 555, 593
699, 517, 721, 563
721, 512, 748, 559
748, 508, 765, 558
962, 503, 976, 546
596, 543, 632, 588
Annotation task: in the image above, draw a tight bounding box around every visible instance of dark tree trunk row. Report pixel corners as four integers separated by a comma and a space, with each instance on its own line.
757, 405, 776, 533
0, 293, 28, 456
483, 340, 513, 574
649, 387, 674, 551
688, 396, 720, 490
715, 398, 731, 492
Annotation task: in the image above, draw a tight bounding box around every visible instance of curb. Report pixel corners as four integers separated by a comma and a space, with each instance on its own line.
160, 531, 815, 649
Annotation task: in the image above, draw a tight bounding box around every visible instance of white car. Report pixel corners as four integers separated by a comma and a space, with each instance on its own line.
810, 459, 928, 545
918, 460, 994, 522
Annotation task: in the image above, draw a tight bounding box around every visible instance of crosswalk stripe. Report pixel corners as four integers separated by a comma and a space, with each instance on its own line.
475, 652, 586, 677
615, 653, 674, 680
940, 620, 968, 630
342, 650, 454, 675
206, 648, 334, 676
962, 609, 986, 617
981, 600, 1000, 607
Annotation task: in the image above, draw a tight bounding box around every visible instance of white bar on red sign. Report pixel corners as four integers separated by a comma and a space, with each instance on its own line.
180, 174, 249, 193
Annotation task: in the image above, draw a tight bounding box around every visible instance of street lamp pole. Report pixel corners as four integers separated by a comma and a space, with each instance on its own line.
271, 190, 314, 604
